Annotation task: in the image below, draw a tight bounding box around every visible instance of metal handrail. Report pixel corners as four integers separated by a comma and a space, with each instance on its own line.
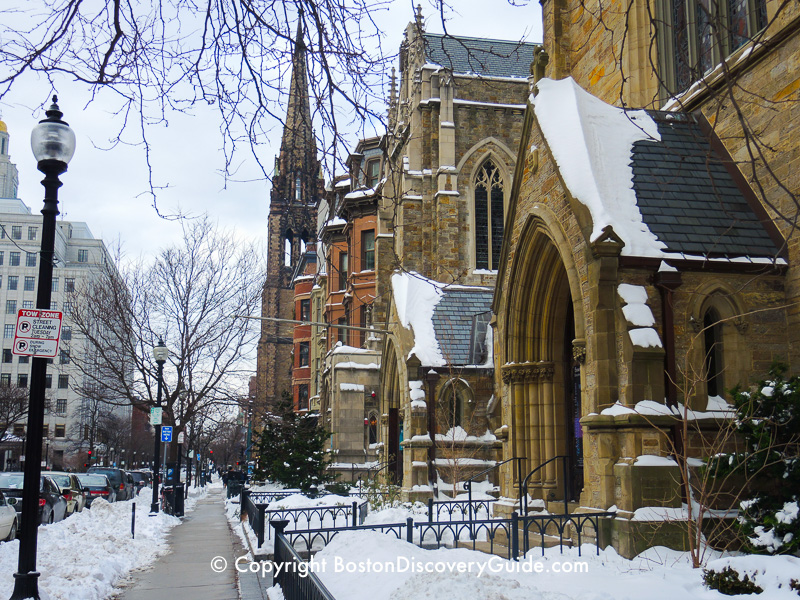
520, 455, 571, 516
463, 456, 525, 519
462, 456, 524, 538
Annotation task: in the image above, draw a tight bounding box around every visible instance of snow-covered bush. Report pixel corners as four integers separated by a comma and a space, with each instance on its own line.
710, 364, 800, 555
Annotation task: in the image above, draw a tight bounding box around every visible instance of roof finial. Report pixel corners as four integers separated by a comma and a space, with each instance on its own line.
415, 4, 423, 29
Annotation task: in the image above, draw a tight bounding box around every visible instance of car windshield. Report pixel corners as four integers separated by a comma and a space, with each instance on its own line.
50, 474, 72, 488
0, 474, 24, 489
130, 473, 145, 482
89, 469, 120, 480
77, 475, 108, 486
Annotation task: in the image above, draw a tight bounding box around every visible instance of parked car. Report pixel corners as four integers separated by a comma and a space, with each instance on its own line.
0, 473, 68, 526
75, 473, 115, 506
0, 491, 18, 541
86, 467, 133, 501
129, 471, 149, 494
48, 472, 88, 516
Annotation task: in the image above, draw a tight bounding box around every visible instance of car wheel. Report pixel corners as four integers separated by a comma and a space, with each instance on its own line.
46, 510, 54, 525
5, 519, 17, 542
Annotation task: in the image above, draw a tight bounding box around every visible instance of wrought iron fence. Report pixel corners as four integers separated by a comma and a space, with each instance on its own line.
427, 497, 497, 522
272, 521, 337, 600
282, 510, 615, 559
241, 490, 368, 548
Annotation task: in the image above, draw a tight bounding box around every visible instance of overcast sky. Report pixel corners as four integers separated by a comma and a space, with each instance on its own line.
0, 1, 542, 261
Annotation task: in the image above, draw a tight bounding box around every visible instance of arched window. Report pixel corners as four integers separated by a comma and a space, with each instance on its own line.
474, 160, 504, 270
284, 230, 293, 267
703, 307, 724, 397
368, 413, 378, 445
437, 380, 472, 433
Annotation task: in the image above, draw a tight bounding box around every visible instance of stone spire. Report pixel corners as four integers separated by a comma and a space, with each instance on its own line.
277, 18, 317, 186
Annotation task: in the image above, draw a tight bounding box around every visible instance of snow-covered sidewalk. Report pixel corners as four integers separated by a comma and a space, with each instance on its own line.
0, 484, 208, 600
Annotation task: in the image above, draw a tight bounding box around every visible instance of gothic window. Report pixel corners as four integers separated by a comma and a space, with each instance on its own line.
368, 413, 378, 445
284, 232, 293, 267
438, 381, 471, 431
474, 160, 505, 271
666, 0, 767, 94
295, 175, 302, 201
703, 307, 724, 397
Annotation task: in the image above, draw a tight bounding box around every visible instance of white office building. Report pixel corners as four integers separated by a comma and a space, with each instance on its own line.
0, 119, 128, 470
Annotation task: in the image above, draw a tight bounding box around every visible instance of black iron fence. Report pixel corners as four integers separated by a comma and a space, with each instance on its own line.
426, 497, 497, 522
272, 521, 337, 600
281, 510, 615, 559
241, 490, 368, 548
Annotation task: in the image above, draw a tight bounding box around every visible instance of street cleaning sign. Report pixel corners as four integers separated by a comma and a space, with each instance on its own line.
12, 309, 63, 358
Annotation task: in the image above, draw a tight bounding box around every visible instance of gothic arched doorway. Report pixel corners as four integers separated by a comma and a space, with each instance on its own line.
502, 221, 584, 504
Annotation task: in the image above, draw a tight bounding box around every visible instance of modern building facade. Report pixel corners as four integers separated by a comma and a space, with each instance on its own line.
0, 120, 125, 470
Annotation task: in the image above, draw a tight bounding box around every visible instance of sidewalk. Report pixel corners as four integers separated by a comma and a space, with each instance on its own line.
116, 487, 240, 600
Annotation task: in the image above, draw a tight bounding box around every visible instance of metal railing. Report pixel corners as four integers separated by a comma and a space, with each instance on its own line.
426, 497, 497, 521
521, 455, 571, 516
282, 510, 615, 559
272, 521, 337, 600
463, 456, 525, 517
241, 490, 368, 548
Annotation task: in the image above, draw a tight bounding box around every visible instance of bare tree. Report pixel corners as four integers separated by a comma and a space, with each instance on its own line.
0, 0, 394, 202
0, 385, 29, 444
68, 216, 266, 454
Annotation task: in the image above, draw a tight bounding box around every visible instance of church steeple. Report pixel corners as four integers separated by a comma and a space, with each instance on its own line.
274, 18, 319, 207
258, 16, 321, 413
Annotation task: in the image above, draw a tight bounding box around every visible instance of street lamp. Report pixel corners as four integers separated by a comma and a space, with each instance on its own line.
10, 95, 76, 600
150, 339, 168, 514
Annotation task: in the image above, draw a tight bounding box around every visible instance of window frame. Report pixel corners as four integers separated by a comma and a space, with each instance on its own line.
361, 229, 375, 271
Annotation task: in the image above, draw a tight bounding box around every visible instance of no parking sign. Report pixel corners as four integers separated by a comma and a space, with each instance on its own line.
12, 309, 63, 358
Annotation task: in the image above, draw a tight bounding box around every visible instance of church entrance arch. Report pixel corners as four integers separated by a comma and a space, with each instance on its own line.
502, 220, 584, 503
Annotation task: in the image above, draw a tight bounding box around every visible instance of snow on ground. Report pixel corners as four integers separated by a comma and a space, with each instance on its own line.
275, 530, 799, 600
0, 484, 208, 600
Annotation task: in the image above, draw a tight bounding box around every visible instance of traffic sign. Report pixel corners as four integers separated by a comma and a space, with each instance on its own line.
161, 426, 173, 442
12, 309, 63, 357
150, 407, 162, 425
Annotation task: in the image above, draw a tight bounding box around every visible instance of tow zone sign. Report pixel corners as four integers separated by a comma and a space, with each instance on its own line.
12, 309, 63, 358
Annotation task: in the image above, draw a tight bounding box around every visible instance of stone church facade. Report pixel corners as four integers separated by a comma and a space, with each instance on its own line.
492, 0, 798, 557
376, 12, 540, 494
256, 22, 323, 414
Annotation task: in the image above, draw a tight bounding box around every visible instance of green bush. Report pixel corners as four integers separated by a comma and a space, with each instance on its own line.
709, 364, 800, 554
324, 481, 352, 496
703, 566, 763, 596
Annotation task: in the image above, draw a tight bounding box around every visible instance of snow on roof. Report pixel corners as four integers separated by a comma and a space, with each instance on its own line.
532, 77, 665, 257
392, 271, 445, 366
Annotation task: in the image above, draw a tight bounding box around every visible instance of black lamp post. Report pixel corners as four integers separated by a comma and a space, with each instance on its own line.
10, 95, 76, 600
150, 339, 168, 514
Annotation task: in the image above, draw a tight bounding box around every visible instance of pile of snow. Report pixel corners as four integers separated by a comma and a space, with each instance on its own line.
392, 271, 445, 366
532, 77, 664, 258
618, 284, 662, 348
705, 555, 800, 597
596, 398, 733, 420
276, 531, 782, 600
0, 485, 207, 600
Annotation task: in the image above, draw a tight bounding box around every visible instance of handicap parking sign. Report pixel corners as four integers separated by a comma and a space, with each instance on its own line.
161, 426, 173, 442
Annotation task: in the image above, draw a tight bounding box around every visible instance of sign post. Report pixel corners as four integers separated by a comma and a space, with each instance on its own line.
12, 309, 63, 358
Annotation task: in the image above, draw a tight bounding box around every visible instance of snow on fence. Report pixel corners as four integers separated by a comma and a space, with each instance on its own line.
241, 490, 369, 548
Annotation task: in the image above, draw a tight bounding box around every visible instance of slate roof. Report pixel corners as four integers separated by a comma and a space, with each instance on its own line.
422, 33, 538, 79
631, 111, 779, 258
431, 287, 494, 366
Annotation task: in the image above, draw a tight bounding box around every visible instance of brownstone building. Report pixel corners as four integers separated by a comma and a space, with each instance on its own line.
256, 22, 323, 413
376, 14, 540, 493
492, 0, 798, 556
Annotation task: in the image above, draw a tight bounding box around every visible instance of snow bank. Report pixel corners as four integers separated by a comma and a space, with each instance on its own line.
0, 486, 207, 600
533, 77, 664, 257
270, 529, 756, 600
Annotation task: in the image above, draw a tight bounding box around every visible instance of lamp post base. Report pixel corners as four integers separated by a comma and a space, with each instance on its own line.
9, 570, 41, 600
150, 502, 159, 515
